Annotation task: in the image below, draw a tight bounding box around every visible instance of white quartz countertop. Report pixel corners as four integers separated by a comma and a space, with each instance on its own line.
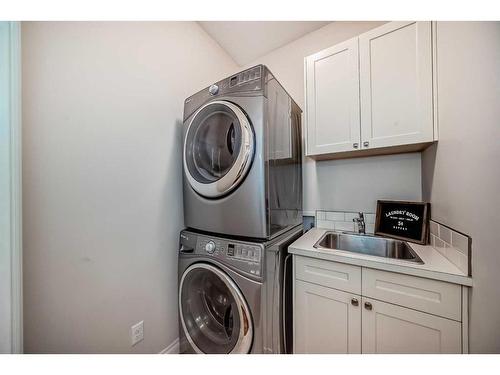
289, 228, 473, 286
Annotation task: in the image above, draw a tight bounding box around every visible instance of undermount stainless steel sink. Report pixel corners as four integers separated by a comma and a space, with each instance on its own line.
314, 232, 424, 264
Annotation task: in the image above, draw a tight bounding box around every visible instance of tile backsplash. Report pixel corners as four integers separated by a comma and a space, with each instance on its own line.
430, 220, 471, 276
316, 210, 376, 234
311, 211, 472, 277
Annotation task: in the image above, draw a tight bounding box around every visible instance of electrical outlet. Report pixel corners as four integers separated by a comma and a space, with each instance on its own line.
130, 320, 144, 346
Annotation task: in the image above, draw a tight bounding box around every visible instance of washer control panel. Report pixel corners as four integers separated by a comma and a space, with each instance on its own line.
191, 233, 263, 278
227, 243, 261, 263
204, 240, 216, 254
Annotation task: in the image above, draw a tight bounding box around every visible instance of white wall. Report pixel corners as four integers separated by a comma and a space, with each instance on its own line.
422, 22, 500, 353
22, 22, 238, 353
245, 22, 422, 213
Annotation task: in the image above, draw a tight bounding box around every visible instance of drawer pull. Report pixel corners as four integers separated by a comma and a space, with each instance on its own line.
364, 301, 372, 310
351, 298, 359, 306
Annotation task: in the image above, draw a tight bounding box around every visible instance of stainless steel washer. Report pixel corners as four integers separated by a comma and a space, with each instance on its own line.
178, 226, 302, 354
182, 65, 302, 240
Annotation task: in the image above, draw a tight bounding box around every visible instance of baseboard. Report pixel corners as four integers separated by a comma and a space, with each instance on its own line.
160, 337, 180, 354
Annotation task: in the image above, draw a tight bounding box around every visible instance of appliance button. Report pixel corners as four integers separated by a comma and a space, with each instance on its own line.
247, 250, 253, 258
205, 241, 216, 254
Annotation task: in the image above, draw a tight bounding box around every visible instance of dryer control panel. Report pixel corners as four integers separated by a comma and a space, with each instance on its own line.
180, 230, 263, 279
183, 65, 266, 121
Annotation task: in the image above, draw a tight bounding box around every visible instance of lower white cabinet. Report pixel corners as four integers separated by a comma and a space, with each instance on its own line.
294, 280, 361, 353
293, 255, 466, 354
361, 298, 462, 354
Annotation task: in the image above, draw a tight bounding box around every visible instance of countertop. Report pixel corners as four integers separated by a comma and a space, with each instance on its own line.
289, 228, 473, 286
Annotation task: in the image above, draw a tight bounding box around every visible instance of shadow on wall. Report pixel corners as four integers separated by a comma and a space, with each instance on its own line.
158, 118, 185, 347
312, 152, 423, 213
421, 143, 437, 202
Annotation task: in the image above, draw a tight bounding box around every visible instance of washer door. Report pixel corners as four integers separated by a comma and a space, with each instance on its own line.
183, 100, 255, 198
179, 263, 253, 354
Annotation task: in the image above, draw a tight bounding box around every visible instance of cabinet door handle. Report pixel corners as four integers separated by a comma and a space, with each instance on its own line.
363, 141, 369, 147
351, 298, 359, 306
364, 301, 372, 310
353, 143, 359, 149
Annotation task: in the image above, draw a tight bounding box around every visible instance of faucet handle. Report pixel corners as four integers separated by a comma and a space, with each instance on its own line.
353, 212, 364, 222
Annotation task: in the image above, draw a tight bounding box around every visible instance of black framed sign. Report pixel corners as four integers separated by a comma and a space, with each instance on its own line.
375, 200, 430, 245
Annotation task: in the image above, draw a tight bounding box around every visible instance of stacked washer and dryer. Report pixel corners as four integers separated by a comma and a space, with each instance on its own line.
178, 65, 303, 354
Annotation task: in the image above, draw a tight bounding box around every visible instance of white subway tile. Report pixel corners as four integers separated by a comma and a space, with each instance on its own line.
316, 220, 335, 229
365, 213, 376, 224
344, 212, 358, 222
325, 211, 345, 221
430, 221, 439, 236
433, 237, 447, 256
452, 232, 469, 255
316, 211, 326, 221
439, 226, 452, 244
334, 221, 355, 231
441, 246, 468, 275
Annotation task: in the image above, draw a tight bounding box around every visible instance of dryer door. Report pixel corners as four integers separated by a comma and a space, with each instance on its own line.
179, 263, 253, 354
183, 100, 255, 198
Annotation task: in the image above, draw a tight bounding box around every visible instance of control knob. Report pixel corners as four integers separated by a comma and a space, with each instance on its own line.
205, 241, 216, 254
208, 84, 219, 95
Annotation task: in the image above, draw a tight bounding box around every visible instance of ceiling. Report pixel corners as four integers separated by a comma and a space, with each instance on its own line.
198, 21, 330, 66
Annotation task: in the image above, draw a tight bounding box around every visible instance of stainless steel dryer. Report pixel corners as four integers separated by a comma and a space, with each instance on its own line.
178, 225, 302, 354
182, 65, 302, 240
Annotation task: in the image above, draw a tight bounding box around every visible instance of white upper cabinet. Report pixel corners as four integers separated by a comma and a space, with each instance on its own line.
359, 21, 434, 150
305, 37, 361, 155
304, 21, 436, 159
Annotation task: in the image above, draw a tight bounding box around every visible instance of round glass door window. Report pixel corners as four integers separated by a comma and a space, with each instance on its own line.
183, 101, 254, 198
179, 263, 253, 354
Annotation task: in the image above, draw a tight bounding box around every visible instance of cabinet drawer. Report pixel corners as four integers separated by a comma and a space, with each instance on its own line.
362, 268, 461, 321
294, 255, 361, 294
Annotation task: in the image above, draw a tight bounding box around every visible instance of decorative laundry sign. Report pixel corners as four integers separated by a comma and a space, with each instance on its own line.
375, 200, 430, 245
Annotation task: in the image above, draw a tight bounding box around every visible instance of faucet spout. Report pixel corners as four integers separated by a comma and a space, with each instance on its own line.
353, 212, 366, 234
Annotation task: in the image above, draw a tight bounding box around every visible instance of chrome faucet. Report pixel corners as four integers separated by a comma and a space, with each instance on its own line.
353, 212, 366, 234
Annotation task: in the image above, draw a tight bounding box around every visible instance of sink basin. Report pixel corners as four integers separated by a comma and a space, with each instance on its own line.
314, 232, 424, 264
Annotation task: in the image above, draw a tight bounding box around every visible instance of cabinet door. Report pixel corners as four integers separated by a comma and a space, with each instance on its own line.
305, 37, 361, 155
359, 21, 434, 149
362, 298, 461, 354
294, 280, 361, 353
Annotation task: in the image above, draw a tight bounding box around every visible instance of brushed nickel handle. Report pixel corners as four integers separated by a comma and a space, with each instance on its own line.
353, 143, 359, 149
364, 301, 372, 310
351, 298, 359, 306
363, 141, 369, 147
